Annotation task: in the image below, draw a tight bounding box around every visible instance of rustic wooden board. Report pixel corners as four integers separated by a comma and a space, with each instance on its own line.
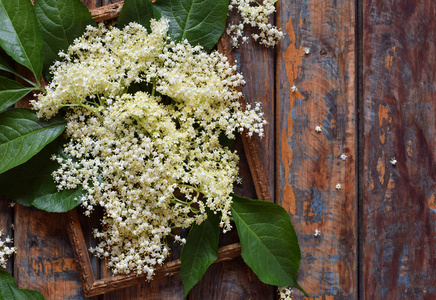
189, 10, 276, 299
277, 0, 357, 298
14, 205, 99, 300
362, 0, 436, 299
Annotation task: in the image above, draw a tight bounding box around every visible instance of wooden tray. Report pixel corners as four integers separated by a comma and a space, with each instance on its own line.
66, 3, 272, 297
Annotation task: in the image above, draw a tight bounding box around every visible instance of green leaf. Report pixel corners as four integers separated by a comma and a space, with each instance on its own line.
0, 77, 33, 111
230, 194, 308, 296
154, 0, 229, 51
180, 209, 220, 297
0, 269, 45, 300
32, 187, 83, 213
0, 0, 43, 80
0, 138, 83, 212
34, 0, 96, 79
0, 108, 66, 175
117, 0, 155, 32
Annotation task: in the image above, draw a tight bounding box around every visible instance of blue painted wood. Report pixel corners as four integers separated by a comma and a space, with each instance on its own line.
277, 0, 357, 298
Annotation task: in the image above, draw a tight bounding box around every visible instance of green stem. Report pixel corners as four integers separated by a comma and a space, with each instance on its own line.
151, 78, 157, 97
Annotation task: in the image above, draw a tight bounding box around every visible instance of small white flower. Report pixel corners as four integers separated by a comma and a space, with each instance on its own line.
336, 183, 341, 190
314, 229, 321, 237
315, 126, 322, 133
390, 157, 397, 166
9, 202, 15, 208
277, 286, 293, 300
340, 154, 347, 161
291, 85, 297, 92
303, 47, 310, 54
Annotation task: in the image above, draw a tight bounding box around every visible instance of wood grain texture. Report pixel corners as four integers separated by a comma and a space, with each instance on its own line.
188, 9, 276, 300
13, 205, 97, 300
363, 1, 436, 299
277, 0, 357, 298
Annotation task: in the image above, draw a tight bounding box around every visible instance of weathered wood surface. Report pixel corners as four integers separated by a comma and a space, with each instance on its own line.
5, 2, 275, 300
362, 0, 436, 299
4, 0, 436, 299
277, 0, 357, 298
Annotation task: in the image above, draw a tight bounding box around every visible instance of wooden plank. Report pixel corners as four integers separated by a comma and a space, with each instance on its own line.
14, 205, 98, 300
188, 9, 276, 300
277, 0, 357, 298
362, 0, 436, 298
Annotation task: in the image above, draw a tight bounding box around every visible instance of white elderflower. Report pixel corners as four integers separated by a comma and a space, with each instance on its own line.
340, 154, 347, 160
227, 0, 284, 47
278, 287, 293, 300
390, 157, 397, 166
314, 229, 321, 237
315, 125, 322, 133
34, 19, 266, 279
303, 47, 310, 54
291, 85, 297, 92
0, 230, 16, 269
336, 183, 341, 190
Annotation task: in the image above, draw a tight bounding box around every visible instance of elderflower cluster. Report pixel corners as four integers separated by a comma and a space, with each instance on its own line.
32, 19, 266, 279
278, 287, 293, 300
227, 0, 284, 47
0, 231, 15, 269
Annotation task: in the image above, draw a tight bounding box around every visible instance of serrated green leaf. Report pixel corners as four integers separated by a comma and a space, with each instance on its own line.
0, 138, 83, 212
0, 0, 43, 80
0, 108, 66, 175
34, 0, 96, 80
117, 0, 155, 32
153, 0, 229, 51
180, 209, 220, 298
0, 77, 33, 111
0, 269, 45, 300
230, 194, 308, 296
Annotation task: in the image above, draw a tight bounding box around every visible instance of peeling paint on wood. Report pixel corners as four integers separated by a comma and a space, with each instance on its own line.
363, 0, 436, 298
4, 0, 436, 299
277, 0, 357, 298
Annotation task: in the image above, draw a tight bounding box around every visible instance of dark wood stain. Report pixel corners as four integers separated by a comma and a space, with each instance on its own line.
2, 0, 436, 299
363, 0, 436, 299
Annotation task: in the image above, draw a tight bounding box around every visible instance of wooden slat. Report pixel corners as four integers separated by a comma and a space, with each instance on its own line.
188, 8, 276, 300
14, 205, 97, 300
362, 0, 436, 299
277, 0, 357, 298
